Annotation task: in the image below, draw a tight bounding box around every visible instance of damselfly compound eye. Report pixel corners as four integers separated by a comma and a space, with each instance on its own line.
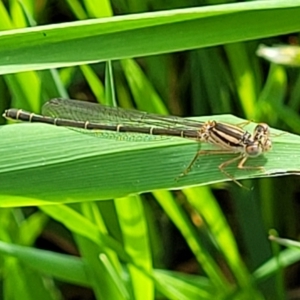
254, 123, 270, 138
246, 143, 262, 157
256, 123, 269, 131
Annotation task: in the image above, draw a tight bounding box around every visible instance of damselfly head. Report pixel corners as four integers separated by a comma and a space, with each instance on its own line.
253, 123, 272, 153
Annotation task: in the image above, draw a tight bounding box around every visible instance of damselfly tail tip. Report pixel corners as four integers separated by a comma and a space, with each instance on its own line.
2, 110, 9, 119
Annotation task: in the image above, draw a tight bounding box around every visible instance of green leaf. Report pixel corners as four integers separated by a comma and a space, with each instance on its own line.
1, 1, 300, 74
0, 240, 88, 285
0, 239, 217, 298
115, 195, 154, 300
0, 115, 299, 206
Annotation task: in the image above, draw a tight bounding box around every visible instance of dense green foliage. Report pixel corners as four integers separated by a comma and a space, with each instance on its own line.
0, 1, 300, 299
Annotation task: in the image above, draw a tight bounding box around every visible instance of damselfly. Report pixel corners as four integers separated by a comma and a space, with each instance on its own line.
3, 98, 272, 186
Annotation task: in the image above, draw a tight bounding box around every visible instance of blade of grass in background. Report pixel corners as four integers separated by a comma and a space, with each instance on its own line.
0, 2, 300, 74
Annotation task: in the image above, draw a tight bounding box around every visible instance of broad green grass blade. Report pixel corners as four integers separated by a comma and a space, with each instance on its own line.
1, 1, 300, 74
121, 59, 169, 114
83, 0, 113, 17
253, 248, 300, 284
17, 211, 48, 245
183, 187, 251, 288
0, 2, 14, 29
39, 204, 139, 270
4, 261, 55, 300
80, 201, 122, 269
4, 72, 41, 111
75, 234, 129, 300
153, 190, 229, 290
0, 239, 221, 298
0, 240, 88, 285
105, 61, 117, 106
0, 2, 67, 114
189, 48, 233, 115
115, 195, 154, 300
153, 270, 214, 299
65, 0, 88, 20
10, 0, 28, 28
0, 114, 299, 206
256, 63, 288, 126
80, 64, 105, 103
225, 43, 257, 119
